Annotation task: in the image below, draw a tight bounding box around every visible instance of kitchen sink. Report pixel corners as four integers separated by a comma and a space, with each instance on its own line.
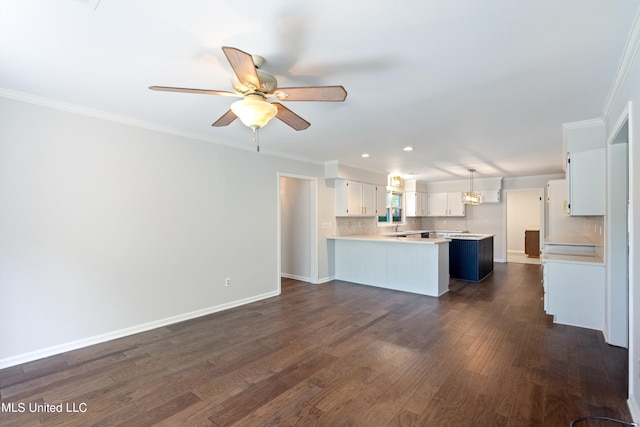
381, 230, 427, 237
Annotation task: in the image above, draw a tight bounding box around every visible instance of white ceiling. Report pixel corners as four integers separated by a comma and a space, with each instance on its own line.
1, 0, 638, 182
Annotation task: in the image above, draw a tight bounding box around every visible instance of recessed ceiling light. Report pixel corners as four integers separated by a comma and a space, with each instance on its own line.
361, 153, 370, 158
403, 146, 414, 151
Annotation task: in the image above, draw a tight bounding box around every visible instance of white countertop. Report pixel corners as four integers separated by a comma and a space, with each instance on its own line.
446, 233, 494, 240
542, 253, 604, 265
544, 235, 595, 246
328, 235, 449, 245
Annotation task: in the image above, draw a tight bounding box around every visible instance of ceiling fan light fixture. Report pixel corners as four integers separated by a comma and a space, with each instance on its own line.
230, 97, 278, 129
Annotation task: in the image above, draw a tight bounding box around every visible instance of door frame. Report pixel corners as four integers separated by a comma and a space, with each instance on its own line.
606, 103, 631, 348
276, 172, 319, 291
503, 187, 545, 262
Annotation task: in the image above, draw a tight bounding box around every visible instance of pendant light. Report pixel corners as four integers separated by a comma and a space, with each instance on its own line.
462, 169, 481, 205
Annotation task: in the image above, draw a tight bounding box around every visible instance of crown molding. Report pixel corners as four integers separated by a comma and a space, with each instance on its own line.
0, 88, 325, 166
603, 6, 640, 121
561, 118, 604, 130
0, 87, 221, 143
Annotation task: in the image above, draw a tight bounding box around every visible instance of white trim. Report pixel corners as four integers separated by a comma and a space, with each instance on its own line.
502, 187, 545, 264
277, 173, 319, 285
0, 290, 279, 369
561, 118, 605, 130
605, 105, 630, 348
280, 273, 312, 283
628, 101, 638, 415
608, 104, 630, 145
603, 8, 640, 121
629, 393, 640, 424
316, 275, 335, 284
0, 88, 325, 166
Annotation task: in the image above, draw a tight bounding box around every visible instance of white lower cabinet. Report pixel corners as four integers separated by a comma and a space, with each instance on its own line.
543, 259, 604, 330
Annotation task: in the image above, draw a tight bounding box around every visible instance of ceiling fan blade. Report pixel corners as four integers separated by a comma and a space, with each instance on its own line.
272, 86, 347, 101
212, 110, 237, 127
222, 46, 260, 89
149, 86, 238, 97
273, 103, 310, 131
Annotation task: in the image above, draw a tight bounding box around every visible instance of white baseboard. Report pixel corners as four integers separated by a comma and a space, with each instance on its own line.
629, 393, 640, 423
0, 290, 280, 369
281, 273, 335, 284
280, 273, 312, 283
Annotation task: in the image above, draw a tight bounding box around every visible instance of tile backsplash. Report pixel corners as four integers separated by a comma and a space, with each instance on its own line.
421, 217, 469, 232
584, 216, 605, 259
335, 217, 424, 236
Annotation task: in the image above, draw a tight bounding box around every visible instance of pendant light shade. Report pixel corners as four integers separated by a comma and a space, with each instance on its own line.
462, 169, 481, 205
230, 97, 278, 129
389, 175, 404, 188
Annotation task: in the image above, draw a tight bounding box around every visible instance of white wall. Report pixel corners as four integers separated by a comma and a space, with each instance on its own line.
603, 11, 640, 420
0, 96, 333, 366
280, 176, 311, 281
506, 190, 541, 252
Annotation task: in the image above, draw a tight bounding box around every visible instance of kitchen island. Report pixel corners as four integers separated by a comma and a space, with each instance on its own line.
448, 234, 494, 282
328, 235, 450, 297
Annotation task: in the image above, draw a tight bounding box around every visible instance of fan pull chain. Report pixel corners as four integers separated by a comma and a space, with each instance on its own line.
252, 127, 260, 152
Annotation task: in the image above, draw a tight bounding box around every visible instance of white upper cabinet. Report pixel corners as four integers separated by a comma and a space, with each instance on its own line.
567, 148, 605, 216
335, 180, 384, 217
405, 191, 428, 217
562, 119, 606, 216
447, 192, 465, 216
480, 190, 501, 203
426, 192, 465, 217
376, 185, 387, 217
427, 193, 447, 216
361, 183, 377, 216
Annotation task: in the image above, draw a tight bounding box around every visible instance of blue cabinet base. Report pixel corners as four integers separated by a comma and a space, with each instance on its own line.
449, 237, 494, 282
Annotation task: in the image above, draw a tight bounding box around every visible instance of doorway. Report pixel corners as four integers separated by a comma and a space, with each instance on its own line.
277, 174, 318, 286
505, 189, 544, 264
606, 111, 629, 348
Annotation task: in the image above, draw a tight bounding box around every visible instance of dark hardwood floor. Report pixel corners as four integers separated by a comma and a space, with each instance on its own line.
0, 263, 631, 426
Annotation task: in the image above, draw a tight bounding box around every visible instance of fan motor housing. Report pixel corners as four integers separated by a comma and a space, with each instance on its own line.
231, 69, 277, 96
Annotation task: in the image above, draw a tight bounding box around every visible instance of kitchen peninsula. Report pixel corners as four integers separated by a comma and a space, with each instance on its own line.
328, 235, 450, 297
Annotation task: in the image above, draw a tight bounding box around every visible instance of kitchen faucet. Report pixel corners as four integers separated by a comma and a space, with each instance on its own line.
395, 224, 401, 232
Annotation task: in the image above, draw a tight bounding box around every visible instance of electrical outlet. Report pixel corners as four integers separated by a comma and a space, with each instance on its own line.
225, 277, 231, 287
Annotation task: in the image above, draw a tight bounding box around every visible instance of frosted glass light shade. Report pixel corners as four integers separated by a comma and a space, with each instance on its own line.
231, 98, 278, 129
462, 192, 481, 205
389, 175, 404, 187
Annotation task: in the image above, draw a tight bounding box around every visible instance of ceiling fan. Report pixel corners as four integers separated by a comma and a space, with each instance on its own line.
150, 46, 347, 149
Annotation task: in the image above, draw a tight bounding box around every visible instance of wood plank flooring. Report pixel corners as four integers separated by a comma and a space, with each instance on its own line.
0, 263, 632, 426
